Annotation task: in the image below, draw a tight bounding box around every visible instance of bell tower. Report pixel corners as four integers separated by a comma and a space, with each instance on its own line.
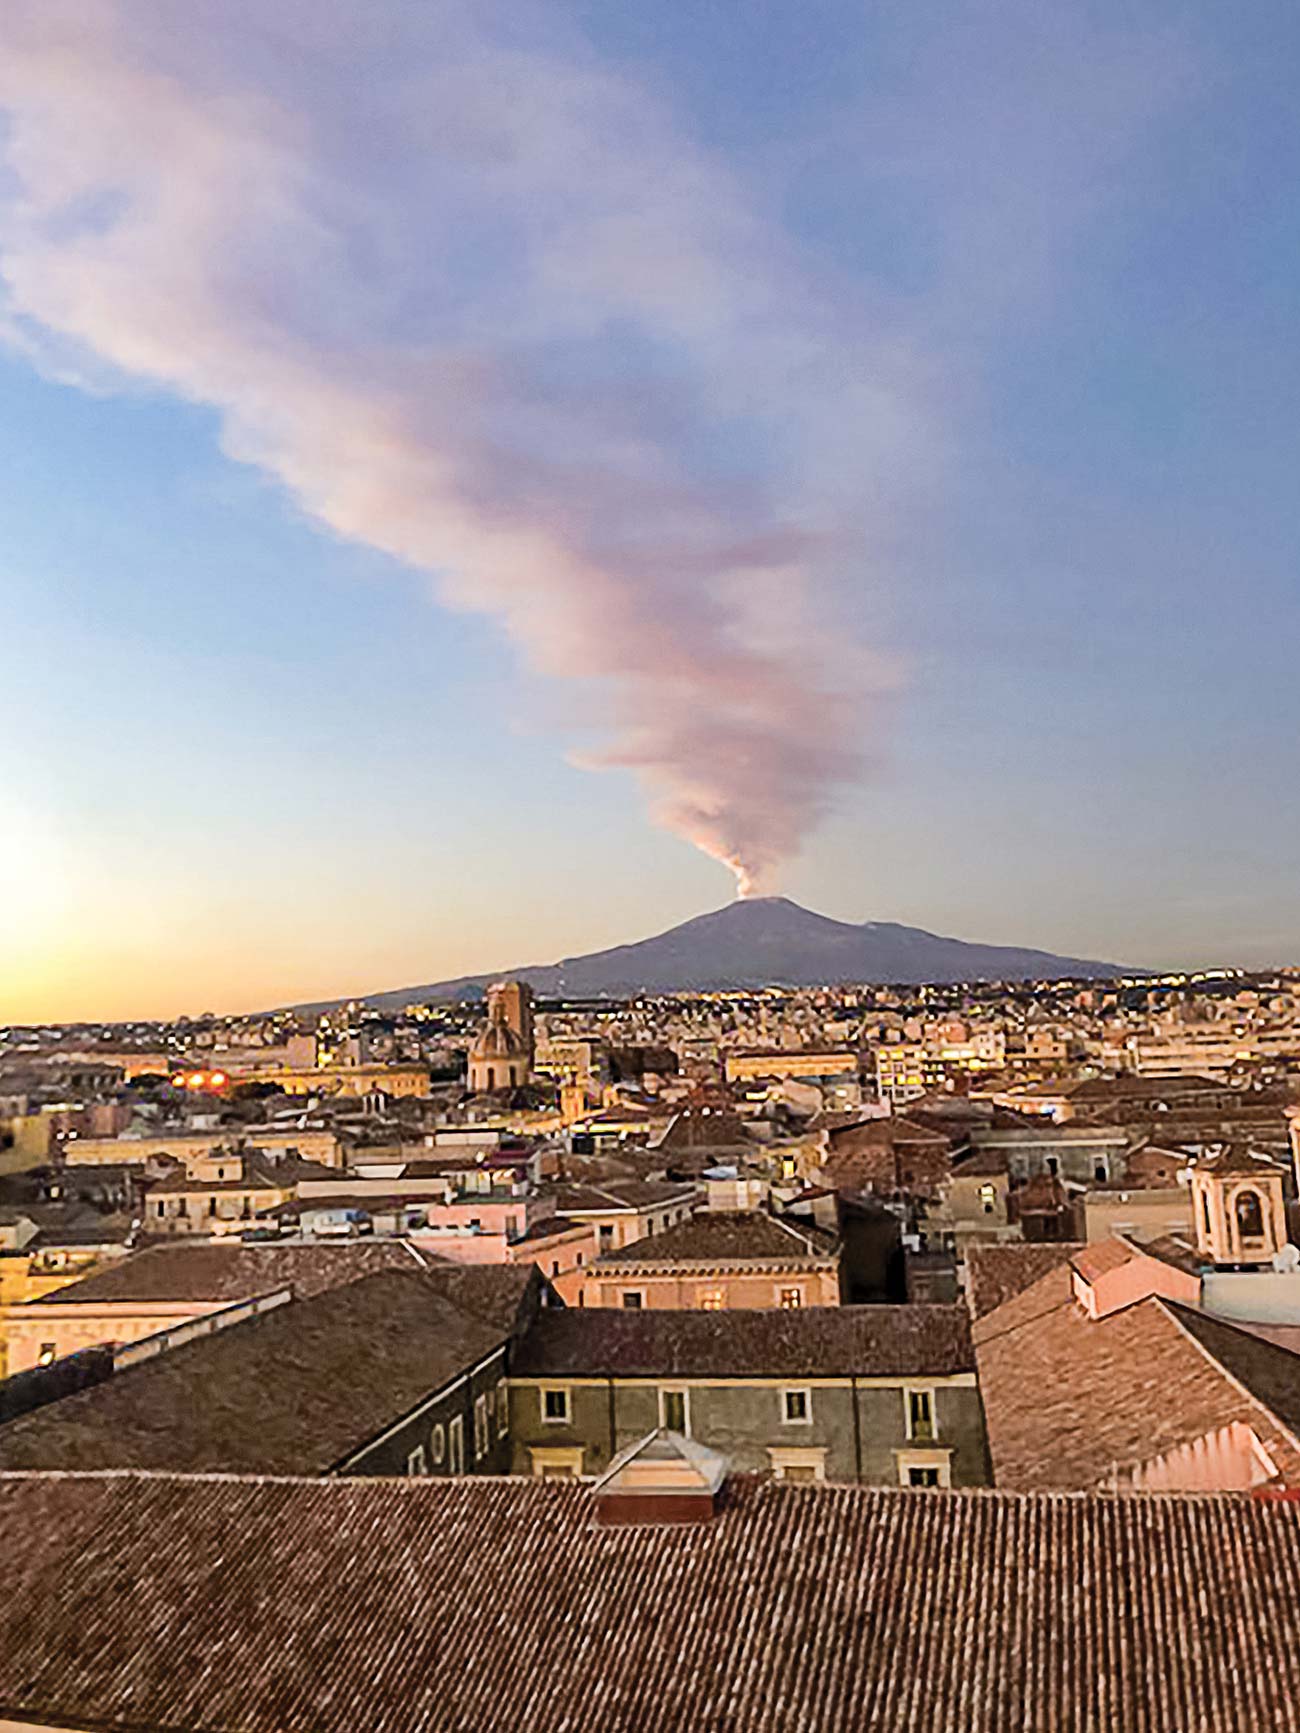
1190, 1147, 1288, 1268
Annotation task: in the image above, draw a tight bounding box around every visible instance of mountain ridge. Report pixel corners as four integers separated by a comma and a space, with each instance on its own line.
288, 897, 1134, 1012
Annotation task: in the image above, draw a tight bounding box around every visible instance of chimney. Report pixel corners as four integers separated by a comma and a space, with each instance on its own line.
592, 1430, 728, 1527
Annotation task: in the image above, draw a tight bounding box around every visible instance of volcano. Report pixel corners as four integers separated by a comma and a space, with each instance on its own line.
293, 897, 1132, 1009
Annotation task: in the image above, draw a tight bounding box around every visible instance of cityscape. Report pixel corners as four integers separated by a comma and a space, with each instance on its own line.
4, 1, 1300, 1730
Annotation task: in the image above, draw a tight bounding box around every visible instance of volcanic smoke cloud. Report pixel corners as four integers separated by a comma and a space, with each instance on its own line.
0, 1, 922, 895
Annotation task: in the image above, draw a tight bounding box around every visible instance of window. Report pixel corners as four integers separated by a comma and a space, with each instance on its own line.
449, 1415, 465, 1474
542, 1386, 571, 1424
551, 1261, 561, 1277
429, 1423, 446, 1466
906, 1388, 936, 1442
781, 1388, 812, 1425
208, 1196, 217, 1215
1202, 1189, 1213, 1236
156, 1201, 165, 1218
659, 1387, 689, 1435
978, 1184, 997, 1216
779, 1287, 803, 1310
474, 1393, 490, 1459
698, 1288, 726, 1311
36, 1343, 57, 1367
530, 1447, 584, 1479
496, 1383, 510, 1436
599, 1224, 614, 1251
621, 1291, 644, 1310
896, 1449, 952, 1488
407, 1444, 427, 1476
486, 1067, 495, 1091
768, 1446, 827, 1483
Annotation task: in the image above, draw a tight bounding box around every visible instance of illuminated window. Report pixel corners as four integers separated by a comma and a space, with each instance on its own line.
429, 1423, 446, 1466
699, 1288, 726, 1311
37, 1343, 57, 1367
979, 1184, 997, 1216
779, 1286, 804, 1309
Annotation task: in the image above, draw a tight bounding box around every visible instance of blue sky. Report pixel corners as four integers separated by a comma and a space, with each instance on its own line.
1, 0, 1298, 1019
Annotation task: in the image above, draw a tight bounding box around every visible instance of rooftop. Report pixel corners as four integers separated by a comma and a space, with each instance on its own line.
26, 1238, 426, 1307
964, 1242, 1084, 1320
0, 1266, 536, 1474
972, 1263, 1300, 1490
597, 1210, 837, 1267
512, 1305, 974, 1380
2, 1472, 1299, 1732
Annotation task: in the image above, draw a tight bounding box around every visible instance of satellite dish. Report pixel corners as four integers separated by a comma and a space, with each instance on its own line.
1272, 1244, 1300, 1274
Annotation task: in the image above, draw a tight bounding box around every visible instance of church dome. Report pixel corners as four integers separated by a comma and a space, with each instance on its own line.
470, 1019, 527, 1062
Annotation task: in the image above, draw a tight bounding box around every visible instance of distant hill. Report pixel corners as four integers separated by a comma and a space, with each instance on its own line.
290, 897, 1133, 1011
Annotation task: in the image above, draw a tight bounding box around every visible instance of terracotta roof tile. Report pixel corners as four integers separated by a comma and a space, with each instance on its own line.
598, 1211, 837, 1266
0, 1267, 534, 1474
3, 1473, 1300, 1731
26, 1239, 427, 1306
973, 1266, 1300, 1490
512, 1305, 974, 1379
964, 1243, 1083, 1319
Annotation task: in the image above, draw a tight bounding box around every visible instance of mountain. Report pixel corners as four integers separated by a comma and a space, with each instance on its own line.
293, 897, 1133, 1010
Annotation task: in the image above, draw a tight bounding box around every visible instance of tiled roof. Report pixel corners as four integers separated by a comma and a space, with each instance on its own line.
821, 1117, 953, 1196
1069, 1236, 1137, 1283
0, 1267, 532, 1474
1138, 1234, 1205, 1276
26, 1238, 426, 1305
512, 1305, 974, 1379
964, 1243, 1083, 1319
973, 1265, 1300, 1490
1194, 1145, 1283, 1176
1168, 1304, 1300, 1442
3, 1473, 1300, 1732
598, 1211, 836, 1266
550, 1180, 696, 1211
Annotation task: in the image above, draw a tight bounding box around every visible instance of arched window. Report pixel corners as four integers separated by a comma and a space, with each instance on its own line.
1201, 1187, 1212, 1238
486, 1066, 495, 1092
1235, 1189, 1264, 1239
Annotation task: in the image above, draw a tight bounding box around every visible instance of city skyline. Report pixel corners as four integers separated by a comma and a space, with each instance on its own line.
4, 0, 1300, 1022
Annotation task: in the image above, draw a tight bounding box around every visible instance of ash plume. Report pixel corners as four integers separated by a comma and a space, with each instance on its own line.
0, 1, 921, 893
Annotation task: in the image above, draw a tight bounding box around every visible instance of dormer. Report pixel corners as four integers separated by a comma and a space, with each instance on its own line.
1190, 1147, 1288, 1269
592, 1430, 727, 1527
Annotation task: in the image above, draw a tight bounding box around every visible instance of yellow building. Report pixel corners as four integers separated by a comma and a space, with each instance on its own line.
724, 1050, 858, 1085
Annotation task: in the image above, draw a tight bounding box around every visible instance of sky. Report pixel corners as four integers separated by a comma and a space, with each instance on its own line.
1, 0, 1299, 1022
